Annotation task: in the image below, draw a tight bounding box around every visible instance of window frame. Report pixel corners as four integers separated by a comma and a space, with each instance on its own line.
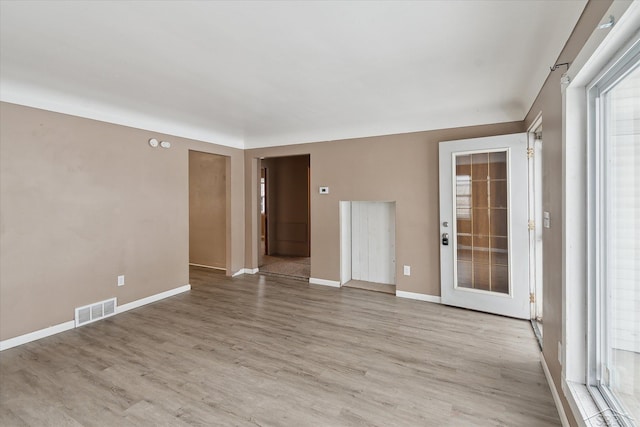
560, 2, 639, 425
586, 41, 640, 427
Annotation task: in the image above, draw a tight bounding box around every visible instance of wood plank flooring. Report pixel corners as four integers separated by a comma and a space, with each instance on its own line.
0, 266, 561, 426
342, 280, 396, 295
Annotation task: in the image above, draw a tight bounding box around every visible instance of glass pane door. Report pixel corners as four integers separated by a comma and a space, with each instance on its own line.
440, 133, 529, 319
455, 151, 509, 294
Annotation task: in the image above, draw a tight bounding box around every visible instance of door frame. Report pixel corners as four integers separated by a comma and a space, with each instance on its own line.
256, 155, 312, 267
527, 114, 544, 344
261, 166, 268, 257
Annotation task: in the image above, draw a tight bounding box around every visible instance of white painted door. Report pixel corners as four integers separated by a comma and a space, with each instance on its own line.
351, 201, 396, 284
439, 133, 529, 319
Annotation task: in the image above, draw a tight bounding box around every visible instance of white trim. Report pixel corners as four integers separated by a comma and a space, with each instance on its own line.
0, 284, 191, 351
568, 2, 639, 89
0, 83, 244, 149
309, 278, 341, 287
563, 380, 606, 427
116, 284, 191, 314
395, 290, 441, 304
559, 3, 639, 424
541, 352, 570, 427
232, 268, 259, 277
189, 263, 226, 271
527, 111, 543, 133
339, 201, 352, 285
563, 0, 639, 383
0, 320, 75, 352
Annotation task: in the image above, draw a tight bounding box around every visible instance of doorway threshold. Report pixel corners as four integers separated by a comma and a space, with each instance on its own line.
258, 271, 309, 282
259, 255, 310, 280
343, 280, 395, 295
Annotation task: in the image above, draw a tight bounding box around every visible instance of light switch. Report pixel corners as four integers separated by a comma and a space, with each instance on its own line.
117, 275, 125, 287
319, 186, 329, 194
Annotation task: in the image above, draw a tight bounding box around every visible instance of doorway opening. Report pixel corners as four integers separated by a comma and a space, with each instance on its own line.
340, 201, 396, 294
258, 155, 311, 280
528, 117, 544, 346
188, 150, 229, 276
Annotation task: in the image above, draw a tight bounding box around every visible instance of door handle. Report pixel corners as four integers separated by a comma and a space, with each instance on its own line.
442, 233, 449, 246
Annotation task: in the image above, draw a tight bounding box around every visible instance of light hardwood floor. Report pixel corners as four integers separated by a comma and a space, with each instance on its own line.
0, 267, 561, 426
342, 280, 396, 295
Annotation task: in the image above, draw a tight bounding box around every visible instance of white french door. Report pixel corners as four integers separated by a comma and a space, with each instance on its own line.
439, 133, 530, 319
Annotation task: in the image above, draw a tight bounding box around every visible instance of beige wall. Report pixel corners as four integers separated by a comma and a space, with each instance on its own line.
0, 102, 245, 341
189, 151, 227, 269
245, 121, 525, 293
0, 5, 614, 424
522, 2, 613, 425
262, 155, 310, 257
244, 6, 614, 423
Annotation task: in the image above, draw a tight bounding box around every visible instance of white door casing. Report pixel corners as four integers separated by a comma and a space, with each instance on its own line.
439, 133, 530, 319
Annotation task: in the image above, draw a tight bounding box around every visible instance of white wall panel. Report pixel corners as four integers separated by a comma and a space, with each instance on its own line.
351, 201, 396, 285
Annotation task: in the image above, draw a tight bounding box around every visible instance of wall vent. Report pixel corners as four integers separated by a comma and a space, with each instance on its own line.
75, 298, 117, 327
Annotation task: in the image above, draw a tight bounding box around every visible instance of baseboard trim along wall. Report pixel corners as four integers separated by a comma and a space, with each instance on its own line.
232, 268, 259, 277
541, 352, 570, 427
116, 284, 191, 314
309, 278, 341, 287
0, 320, 76, 352
0, 284, 191, 352
189, 263, 226, 271
395, 290, 441, 304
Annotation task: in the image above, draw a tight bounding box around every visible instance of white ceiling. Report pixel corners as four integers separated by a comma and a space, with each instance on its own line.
0, 1, 587, 149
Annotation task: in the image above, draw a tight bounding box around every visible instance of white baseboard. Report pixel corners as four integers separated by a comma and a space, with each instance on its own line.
232, 268, 259, 277
309, 277, 341, 287
189, 263, 226, 271
0, 284, 191, 352
0, 320, 75, 352
117, 284, 191, 313
541, 352, 570, 427
395, 290, 441, 303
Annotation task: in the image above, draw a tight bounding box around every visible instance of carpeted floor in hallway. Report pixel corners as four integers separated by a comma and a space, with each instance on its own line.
259, 254, 310, 279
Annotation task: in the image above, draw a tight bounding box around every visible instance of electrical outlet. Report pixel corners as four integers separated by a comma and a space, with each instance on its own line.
117, 275, 125, 287
403, 265, 411, 276
544, 211, 550, 228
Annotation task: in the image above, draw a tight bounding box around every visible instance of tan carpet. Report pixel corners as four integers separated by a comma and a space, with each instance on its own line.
259, 255, 310, 279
